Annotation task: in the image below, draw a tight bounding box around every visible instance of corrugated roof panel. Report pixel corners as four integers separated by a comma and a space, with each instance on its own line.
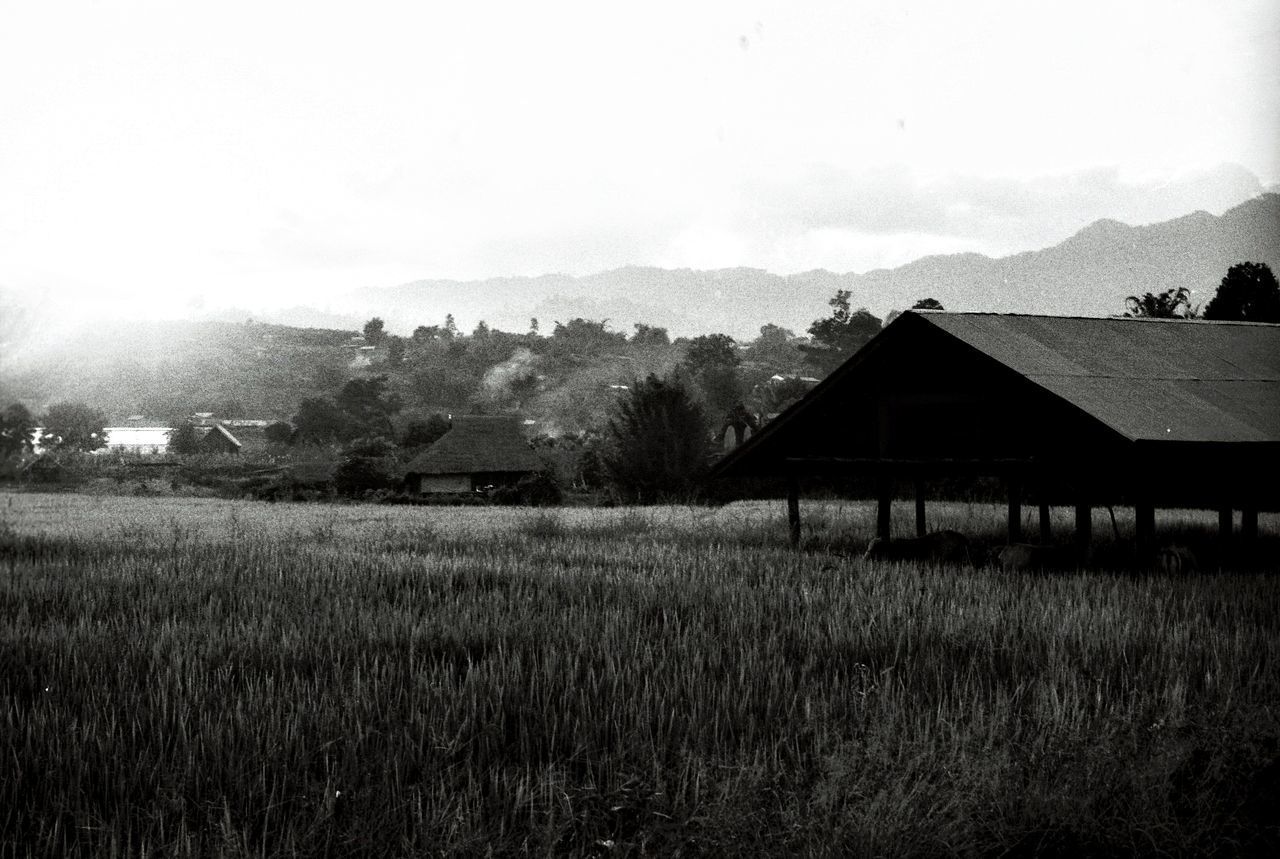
1031, 377, 1279, 442
918, 314, 1280, 443
925, 314, 1280, 381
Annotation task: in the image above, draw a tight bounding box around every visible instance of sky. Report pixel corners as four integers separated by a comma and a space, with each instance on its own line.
2, 0, 1278, 322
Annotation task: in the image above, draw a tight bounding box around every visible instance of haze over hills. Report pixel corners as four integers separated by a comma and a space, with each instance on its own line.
255, 192, 1280, 339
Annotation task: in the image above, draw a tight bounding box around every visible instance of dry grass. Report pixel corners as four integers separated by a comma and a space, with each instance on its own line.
2, 490, 1278, 856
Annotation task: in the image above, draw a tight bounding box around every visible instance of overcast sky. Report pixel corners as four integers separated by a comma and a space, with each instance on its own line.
2, 0, 1277, 320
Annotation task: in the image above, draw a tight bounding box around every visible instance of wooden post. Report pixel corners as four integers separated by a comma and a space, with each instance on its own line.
1242, 507, 1258, 543
1038, 502, 1051, 544
1219, 506, 1233, 566
877, 476, 893, 540
1134, 502, 1155, 555
1075, 503, 1091, 549
787, 478, 801, 549
1007, 476, 1022, 543
914, 478, 926, 538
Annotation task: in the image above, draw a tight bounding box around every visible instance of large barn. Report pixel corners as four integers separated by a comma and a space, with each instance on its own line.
402, 416, 541, 494
713, 311, 1280, 550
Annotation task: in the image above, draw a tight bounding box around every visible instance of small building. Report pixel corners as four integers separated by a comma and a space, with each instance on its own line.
403, 416, 541, 494
714, 311, 1280, 550
100, 427, 172, 455
195, 424, 242, 455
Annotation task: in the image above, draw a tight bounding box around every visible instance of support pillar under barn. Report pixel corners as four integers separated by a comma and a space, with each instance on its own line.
1135, 502, 1155, 554
877, 477, 893, 540
787, 478, 801, 548
914, 479, 927, 537
1075, 503, 1092, 549
1007, 477, 1023, 543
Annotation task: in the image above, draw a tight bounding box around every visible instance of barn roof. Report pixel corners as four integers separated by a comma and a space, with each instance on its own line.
403, 416, 541, 476
714, 312, 1280, 482
921, 314, 1280, 443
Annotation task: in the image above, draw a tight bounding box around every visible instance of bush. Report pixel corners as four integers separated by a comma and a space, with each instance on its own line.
599, 374, 708, 503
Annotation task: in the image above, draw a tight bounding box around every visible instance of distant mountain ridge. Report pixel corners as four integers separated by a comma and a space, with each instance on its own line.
278, 193, 1278, 340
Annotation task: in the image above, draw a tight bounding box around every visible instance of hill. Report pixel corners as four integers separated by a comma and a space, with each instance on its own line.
270, 193, 1280, 339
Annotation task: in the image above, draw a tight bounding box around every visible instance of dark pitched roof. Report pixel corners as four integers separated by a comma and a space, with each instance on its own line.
195, 424, 242, 449
403, 416, 541, 476
921, 314, 1280, 443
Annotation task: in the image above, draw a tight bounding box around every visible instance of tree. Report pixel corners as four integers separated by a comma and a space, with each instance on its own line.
911, 297, 944, 310
363, 317, 387, 347
631, 323, 670, 346
444, 314, 458, 339
550, 318, 627, 354
1124, 286, 1197, 319
40, 402, 107, 452
386, 336, 406, 368
598, 374, 708, 503
264, 421, 295, 445
801, 290, 882, 375
335, 375, 401, 437
742, 324, 802, 372
333, 435, 399, 498
681, 334, 738, 373
0, 403, 35, 459
1203, 262, 1280, 322
679, 334, 742, 420
291, 398, 353, 444
167, 422, 201, 455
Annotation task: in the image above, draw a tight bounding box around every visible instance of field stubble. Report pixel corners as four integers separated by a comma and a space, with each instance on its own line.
1, 491, 1278, 856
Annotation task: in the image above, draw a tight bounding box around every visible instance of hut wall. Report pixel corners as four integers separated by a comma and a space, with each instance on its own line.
420, 474, 472, 494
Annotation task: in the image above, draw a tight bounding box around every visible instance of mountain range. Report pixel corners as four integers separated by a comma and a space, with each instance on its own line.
256, 192, 1279, 340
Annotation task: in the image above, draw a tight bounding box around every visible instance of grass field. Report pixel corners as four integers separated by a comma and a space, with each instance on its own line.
2, 490, 1279, 856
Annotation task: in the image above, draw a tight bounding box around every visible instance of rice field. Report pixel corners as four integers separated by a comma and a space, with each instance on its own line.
2, 490, 1279, 857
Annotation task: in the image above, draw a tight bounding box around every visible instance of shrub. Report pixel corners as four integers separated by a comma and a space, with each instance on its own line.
598, 374, 708, 503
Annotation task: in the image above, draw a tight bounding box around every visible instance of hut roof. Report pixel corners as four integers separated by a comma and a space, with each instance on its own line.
195, 424, 243, 448
403, 416, 541, 476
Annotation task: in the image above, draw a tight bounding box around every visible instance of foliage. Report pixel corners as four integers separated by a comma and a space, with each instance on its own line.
911, 297, 944, 310
631, 323, 670, 346
0, 403, 35, 459
1124, 286, 1198, 319
166, 422, 202, 455
3, 494, 1279, 856
491, 470, 563, 506
742, 324, 802, 372
332, 435, 399, 497
599, 374, 708, 503
1204, 262, 1280, 322
680, 333, 739, 374
291, 397, 355, 444
263, 421, 294, 445
39, 402, 107, 452
802, 290, 882, 375
400, 413, 451, 449
548, 318, 628, 356
679, 334, 743, 421
751, 375, 813, 415
386, 336, 405, 367
362, 317, 386, 346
